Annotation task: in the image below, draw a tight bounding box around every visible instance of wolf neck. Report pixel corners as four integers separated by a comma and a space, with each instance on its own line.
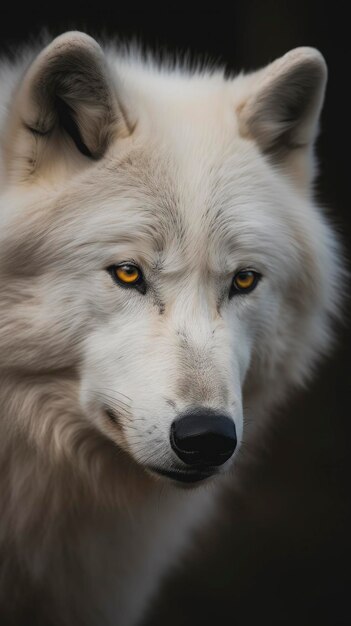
0, 369, 215, 626
0, 370, 157, 537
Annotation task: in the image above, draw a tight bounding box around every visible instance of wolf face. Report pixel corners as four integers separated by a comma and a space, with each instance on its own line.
0, 33, 340, 485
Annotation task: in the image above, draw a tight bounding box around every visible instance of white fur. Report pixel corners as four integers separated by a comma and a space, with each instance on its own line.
0, 32, 342, 625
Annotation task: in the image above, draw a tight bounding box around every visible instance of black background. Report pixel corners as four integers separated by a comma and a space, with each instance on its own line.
1, 3, 350, 625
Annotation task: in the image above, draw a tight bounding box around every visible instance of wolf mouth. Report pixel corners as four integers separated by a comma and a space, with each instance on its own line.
148, 466, 216, 483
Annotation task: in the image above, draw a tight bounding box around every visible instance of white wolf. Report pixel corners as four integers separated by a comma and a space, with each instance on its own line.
0, 31, 342, 626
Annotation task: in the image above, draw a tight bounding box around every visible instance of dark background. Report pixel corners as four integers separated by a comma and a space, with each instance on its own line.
1, 3, 349, 625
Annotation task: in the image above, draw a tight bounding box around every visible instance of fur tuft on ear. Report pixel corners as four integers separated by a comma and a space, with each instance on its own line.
238, 47, 327, 189
4, 32, 128, 182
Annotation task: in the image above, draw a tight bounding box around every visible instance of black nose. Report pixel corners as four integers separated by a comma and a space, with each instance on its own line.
170, 408, 237, 468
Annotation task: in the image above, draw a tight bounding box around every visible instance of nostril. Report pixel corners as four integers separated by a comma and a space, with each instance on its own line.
170, 409, 237, 468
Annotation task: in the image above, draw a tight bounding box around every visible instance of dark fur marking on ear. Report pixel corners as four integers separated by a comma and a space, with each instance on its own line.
23, 122, 51, 137
24, 101, 95, 159
241, 54, 326, 167
24, 44, 117, 161
55, 96, 94, 158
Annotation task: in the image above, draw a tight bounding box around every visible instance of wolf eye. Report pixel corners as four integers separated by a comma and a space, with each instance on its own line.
108, 263, 146, 293
116, 264, 140, 284
230, 270, 261, 297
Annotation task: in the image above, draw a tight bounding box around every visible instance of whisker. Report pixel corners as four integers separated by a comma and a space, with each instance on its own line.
100, 388, 133, 403
97, 392, 130, 409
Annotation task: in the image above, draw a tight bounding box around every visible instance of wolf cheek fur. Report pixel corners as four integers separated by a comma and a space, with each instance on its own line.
0, 31, 342, 626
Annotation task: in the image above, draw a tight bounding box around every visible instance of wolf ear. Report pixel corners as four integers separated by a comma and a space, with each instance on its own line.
4, 32, 128, 182
237, 47, 327, 189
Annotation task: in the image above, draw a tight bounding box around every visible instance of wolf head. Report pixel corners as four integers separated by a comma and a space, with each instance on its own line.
0, 32, 341, 485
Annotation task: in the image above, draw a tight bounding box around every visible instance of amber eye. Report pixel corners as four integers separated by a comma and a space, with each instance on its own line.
108, 263, 146, 293
115, 264, 140, 284
230, 270, 261, 297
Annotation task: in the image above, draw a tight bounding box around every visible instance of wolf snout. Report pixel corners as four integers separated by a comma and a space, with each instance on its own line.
170, 408, 237, 468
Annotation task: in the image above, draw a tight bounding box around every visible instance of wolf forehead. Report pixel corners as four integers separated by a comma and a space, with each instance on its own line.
87, 143, 294, 263
6, 141, 296, 279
